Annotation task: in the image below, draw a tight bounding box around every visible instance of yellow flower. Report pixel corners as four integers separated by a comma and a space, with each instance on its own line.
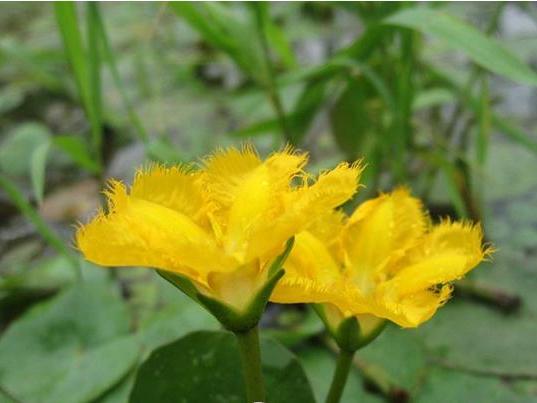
271, 187, 492, 328
76, 146, 362, 311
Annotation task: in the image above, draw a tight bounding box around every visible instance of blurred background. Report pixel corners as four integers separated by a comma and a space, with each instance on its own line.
0, 2, 536, 402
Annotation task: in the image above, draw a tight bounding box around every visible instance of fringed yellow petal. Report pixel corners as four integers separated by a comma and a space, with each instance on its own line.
304, 161, 363, 211
224, 163, 273, 258
386, 220, 487, 296
371, 285, 452, 328
131, 163, 206, 221
202, 146, 308, 261
271, 231, 349, 305
201, 144, 262, 207
264, 146, 308, 183
307, 208, 346, 247
342, 187, 427, 291
76, 181, 237, 280
245, 161, 362, 262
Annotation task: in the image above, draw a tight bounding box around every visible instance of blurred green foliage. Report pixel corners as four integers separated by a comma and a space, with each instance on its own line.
1, 2, 537, 402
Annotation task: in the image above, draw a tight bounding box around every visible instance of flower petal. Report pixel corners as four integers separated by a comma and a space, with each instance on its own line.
248, 161, 362, 262
201, 145, 263, 208
202, 146, 308, 261
271, 231, 347, 305
130, 164, 206, 221
76, 181, 236, 281
341, 188, 427, 288
385, 220, 488, 296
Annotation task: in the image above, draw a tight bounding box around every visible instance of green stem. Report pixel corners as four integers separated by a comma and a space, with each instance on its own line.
235, 326, 266, 403
325, 349, 355, 403
254, 5, 292, 144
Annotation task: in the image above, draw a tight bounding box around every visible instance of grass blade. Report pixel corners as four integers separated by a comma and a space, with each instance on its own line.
385, 7, 537, 86
428, 64, 537, 155
86, 2, 102, 148
93, 4, 148, 143
0, 173, 81, 276
476, 76, 491, 165
54, 2, 102, 169
53, 135, 101, 174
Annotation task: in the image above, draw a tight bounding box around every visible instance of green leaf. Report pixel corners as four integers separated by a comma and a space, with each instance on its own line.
53, 135, 100, 174
171, 3, 267, 83
137, 276, 219, 352
93, 4, 148, 143
288, 79, 328, 144
55, 2, 103, 167
330, 79, 374, 159
229, 81, 328, 140
0, 283, 140, 403
297, 347, 383, 403
415, 367, 532, 403
412, 87, 455, 110
419, 288, 537, 377
0, 84, 25, 115
30, 141, 51, 204
256, 3, 297, 69
0, 122, 50, 177
385, 8, 537, 86
129, 330, 315, 403
0, 173, 79, 270
359, 324, 427, 391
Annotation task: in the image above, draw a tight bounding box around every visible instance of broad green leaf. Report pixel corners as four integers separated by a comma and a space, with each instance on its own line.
288, 79, 328, 144
129, 330, 315, 403
330, 78, 375, 159
53, 135, 100, 174
0, 122, 50, 177
95, 372, 136, 403
415, 367, 532, 403
0, 283, 140, 403
415, 256, 537, 378
359, 324, 427, 391
385, 8, 537, 86
0, 84, 25, 115
137, 275, 219, 351
89, 274, 220, 403
30, 141, 51, 204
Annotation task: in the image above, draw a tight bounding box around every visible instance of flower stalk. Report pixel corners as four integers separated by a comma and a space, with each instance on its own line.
325, 348, 355, 403
236, 326, 266, 403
